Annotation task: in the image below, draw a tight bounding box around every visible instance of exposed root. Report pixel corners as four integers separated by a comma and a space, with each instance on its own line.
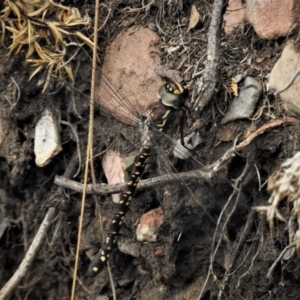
198, 160, 250, 299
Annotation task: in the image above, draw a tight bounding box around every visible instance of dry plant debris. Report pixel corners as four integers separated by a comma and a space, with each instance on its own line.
0, 0, 93, 91
254, 151, 300, 254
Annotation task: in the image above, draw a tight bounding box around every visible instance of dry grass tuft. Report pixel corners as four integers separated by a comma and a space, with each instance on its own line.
254, 151, 300, 253
0, 0, 94, 91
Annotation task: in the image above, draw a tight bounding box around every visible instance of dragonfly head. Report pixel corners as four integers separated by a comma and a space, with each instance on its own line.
157, 80, 189, 110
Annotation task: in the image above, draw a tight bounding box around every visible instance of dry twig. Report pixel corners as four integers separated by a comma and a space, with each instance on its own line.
217, 211, 256, 299
55, 117, 299, 195
266, 243, 296, 279
193, 0, 226, 111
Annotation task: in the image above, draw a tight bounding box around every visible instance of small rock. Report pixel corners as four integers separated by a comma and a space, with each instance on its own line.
136, 208, 165, 242
224, 0, 245, 35
154, 247, 164, 257
117, 236, 140, 258
173, 132, 202, 160
188, 4, 202, 30
269, 41, 300, 117
221, 77, 262, 124
102, 150, 125, 203
96, 26, 162, 126
117, 277, 134, 287
147, 22, 156, 31
102, 151, 136, 203
34, 108, 62, 167
245, 0, 295, 40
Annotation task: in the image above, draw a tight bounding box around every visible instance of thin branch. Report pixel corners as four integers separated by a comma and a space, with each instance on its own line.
54, 118, 299, 195
266, 243, 296, 279
193, 0, 226, 111
236, 220, 264, 288
217, 211, 256, 299
54, 168, 211, 195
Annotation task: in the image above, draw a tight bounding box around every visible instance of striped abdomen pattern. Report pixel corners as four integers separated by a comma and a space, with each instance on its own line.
88, 142, 151, 274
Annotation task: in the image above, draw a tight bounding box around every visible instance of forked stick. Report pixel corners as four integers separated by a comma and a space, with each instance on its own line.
55, 118, 299, 195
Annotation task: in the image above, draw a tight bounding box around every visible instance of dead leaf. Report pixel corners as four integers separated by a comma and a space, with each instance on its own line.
230, 77, 238, 96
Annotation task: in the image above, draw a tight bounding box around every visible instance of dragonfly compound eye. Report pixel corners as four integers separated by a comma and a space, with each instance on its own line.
167, 82, 186, 95
157, 81, 189, 109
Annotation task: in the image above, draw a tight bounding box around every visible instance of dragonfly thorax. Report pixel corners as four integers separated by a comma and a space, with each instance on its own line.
140, 81, 189, 133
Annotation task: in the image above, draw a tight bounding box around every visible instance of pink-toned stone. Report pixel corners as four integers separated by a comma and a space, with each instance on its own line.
224, 0, 245, 35
245, 0, 294, 40
102, 150, 124, 203
96, 26, 162, 126
154, 247, 164, 257
136, 208, 165, 242
269, 41, 300, 117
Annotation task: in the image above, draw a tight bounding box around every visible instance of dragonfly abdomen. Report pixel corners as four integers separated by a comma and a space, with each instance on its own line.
87, 142, 152, 274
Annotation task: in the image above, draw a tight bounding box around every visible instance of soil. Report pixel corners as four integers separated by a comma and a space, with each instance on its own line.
1, 1, 300, 300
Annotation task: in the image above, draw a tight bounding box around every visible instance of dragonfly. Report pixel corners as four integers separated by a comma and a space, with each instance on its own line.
87, 79, 190, 275
57, 33, 223, 279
